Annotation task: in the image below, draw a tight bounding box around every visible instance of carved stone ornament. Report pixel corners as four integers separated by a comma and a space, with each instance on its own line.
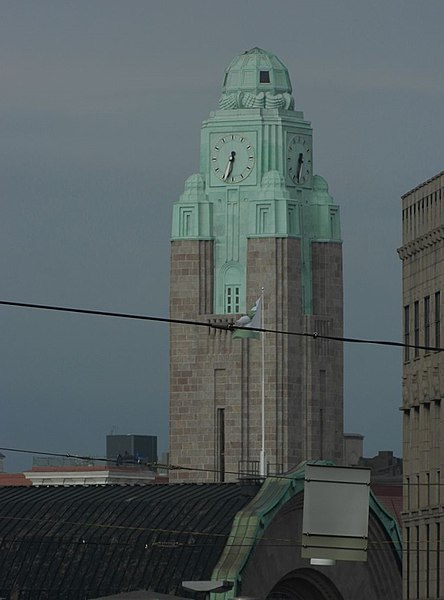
219, 90, 294, 111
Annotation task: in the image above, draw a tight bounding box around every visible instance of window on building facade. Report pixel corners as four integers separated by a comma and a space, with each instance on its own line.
426, 523, 430, 598
424, 296, 430, 351
216, 407, 225, 483
414, 301, 419, 357
404, 305, 410, 361
435, 291, 441, 349
225, 286, 240, 314
406, 526, 411, 599
416, 472, 420, 510
437, 522, 441, 599
416, 525, 420, 599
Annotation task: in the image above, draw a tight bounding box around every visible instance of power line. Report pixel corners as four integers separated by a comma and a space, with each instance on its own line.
0, 445, 437, 486
0, 299, 441, 352
0, 529, 411, 550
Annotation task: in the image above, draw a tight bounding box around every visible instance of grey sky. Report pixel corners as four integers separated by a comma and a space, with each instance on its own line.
1, 1, 443, 471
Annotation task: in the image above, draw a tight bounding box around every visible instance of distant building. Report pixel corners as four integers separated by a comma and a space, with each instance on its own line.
23, 465, 162, 486
0, 472, 31, 486
107, 434, 157, 465
398, 170, 444, 599
0, 435, 166, 487
343, 433, 364, 466
359, 450, 403, 482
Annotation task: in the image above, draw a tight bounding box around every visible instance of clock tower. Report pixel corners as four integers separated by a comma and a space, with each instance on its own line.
170, 48, 343, 481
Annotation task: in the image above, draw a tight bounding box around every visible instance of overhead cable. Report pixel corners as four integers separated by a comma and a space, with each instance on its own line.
0, 299, 441, 352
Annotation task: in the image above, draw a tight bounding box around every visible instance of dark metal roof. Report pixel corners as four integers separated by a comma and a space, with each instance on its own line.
0, 483, 260, 600
90, 592, 189, 599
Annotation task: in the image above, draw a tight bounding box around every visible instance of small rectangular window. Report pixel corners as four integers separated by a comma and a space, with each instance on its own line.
425, 296, 430, 351
416, 526, 420, 599
259, 70, 270, 83
414, 301, 419, 357
437, 522, 441, 598
216, 407, 225, 483
225, 286, 240, 314
406, 526, 411, 599
226, 287, 232, 313
426, 524, 430, 598
435, 291, 441, 349
404, 305, 410, 361
416, 473, 420, 509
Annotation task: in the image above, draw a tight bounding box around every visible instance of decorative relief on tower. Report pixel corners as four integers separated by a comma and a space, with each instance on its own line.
247, 171, 301, 238
219, 90, 294, 110
171, 173, 212, 240
179, 173, 207, 203
255, 204, 272, 235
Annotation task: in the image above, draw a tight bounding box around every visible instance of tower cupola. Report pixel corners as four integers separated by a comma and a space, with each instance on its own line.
219, 47, 294, 110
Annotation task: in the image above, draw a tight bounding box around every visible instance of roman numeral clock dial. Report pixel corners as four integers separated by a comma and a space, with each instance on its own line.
212, 134, 256, 184
287, 135, 312, 185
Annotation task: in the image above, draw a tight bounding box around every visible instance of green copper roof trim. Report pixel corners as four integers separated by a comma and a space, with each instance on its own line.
369, 490, 402, 561
210, 462, 402, 599
170, 236, 214, 241
210, 461, 330, 599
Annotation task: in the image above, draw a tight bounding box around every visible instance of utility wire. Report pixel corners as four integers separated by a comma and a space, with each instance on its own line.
0, 302, 432, 558
0, 299, 441, 352
0, 445, 436, 485
0, 528, 414, 550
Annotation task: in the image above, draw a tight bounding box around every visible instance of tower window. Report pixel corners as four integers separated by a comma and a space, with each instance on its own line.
225, 286, 240, 314
259, 70, 270, 83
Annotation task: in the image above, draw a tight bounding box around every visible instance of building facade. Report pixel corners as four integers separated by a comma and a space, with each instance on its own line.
398, 171, 444, 599
170, 48, 343, 482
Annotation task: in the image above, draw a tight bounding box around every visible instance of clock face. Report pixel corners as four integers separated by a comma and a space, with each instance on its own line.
287, 135, 312, 185
211, 134, 255, 183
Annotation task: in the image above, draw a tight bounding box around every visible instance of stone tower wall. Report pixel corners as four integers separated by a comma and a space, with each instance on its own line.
170, 236, 343, 481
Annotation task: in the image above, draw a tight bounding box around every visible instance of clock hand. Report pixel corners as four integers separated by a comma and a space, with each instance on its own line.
296, 152, 304, 183
223, 151, 236, 181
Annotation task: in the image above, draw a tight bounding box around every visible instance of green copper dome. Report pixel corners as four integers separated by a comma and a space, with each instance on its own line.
223, 47, 292, 95
219, 48, 294, 110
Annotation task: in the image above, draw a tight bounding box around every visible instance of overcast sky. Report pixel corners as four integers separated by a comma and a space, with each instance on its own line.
1, 1, 443, 471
